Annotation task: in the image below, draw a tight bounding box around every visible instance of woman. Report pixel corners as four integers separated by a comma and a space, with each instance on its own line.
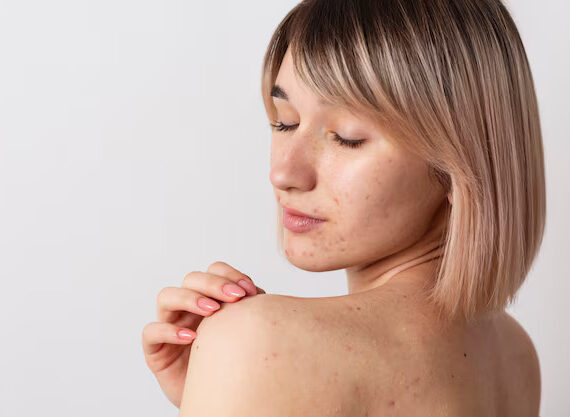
142, 0, 545, 415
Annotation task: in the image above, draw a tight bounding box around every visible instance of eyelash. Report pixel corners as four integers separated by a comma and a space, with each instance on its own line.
269, 122, 366, 149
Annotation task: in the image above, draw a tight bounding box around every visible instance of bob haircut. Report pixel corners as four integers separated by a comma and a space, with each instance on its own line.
260, 0, 546, 324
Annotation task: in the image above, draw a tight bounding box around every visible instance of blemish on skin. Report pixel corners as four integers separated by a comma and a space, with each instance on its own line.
292, 309, 297, 312
271, 352, 278, 358
196, 344, 199, 350
309, 252, 314, 257
388, 400, 395, 407
271, 320, 278, 326
344, 344, 353, 352
340, 236, 346, 242
334, 197, 339, 205
365, 194, 370, 200
411, 377, 420, 385
264, 356, 268, 361
356, 306, 361, 311
451, 374, 455, 379
464, 352, 467, 358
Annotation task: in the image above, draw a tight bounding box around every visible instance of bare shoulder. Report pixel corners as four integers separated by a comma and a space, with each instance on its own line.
493, 312, 542, 413
180, 294, 361, 416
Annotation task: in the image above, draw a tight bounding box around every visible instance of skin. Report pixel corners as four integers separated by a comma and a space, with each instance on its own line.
270, 46, 451, 298
264, 46, 541, 416
176, 45, 540, 416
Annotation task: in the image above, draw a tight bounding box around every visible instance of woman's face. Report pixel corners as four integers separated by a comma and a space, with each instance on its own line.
269, 48, 448, 274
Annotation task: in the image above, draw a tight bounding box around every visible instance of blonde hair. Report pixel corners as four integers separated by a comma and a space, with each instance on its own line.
260, 0, 546, 323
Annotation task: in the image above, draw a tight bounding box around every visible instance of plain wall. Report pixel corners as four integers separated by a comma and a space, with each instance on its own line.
0, 0, 568, 415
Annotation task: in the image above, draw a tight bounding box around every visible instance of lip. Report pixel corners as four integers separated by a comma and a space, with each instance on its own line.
282, 205, 326, 221
282, 205, 326, 233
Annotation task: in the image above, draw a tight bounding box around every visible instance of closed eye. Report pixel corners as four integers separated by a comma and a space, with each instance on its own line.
269, 121, 366, 149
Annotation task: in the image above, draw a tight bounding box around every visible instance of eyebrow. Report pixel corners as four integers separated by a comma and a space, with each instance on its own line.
270, 84, 290, 101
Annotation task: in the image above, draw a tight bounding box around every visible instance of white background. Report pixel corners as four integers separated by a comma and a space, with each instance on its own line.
0, 0, 568, 415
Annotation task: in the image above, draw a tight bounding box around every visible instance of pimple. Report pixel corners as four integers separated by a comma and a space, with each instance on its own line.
333, 197, 339, 205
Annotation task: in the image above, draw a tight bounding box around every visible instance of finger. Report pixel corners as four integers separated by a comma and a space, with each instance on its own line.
157, 286, 222, 322
205, 261, 258, 296
142, 321, 196, 356
181, 271, 251, 301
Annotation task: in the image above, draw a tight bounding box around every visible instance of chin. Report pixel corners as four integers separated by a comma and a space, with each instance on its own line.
284, 249, 347, 272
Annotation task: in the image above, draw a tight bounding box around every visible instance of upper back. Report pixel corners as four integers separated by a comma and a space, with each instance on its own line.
264, 293, 541, 417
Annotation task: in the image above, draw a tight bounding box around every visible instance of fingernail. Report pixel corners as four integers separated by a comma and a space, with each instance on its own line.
238, 279, 257, 296
197, 297, 221, 311
222, 283, 246, 297
177, 329, 196, 340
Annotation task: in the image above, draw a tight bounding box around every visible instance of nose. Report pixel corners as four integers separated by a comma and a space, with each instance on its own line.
269, 131, 318, 193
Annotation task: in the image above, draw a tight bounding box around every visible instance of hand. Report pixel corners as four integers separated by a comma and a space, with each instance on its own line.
141, 261, 265, 408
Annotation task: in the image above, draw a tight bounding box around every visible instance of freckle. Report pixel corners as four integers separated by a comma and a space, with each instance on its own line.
388, 400, 395, 407
292, 309, 297, 312
365, 194, 370, 200
340, 236, 345, 241
356, 306, 361, 310
464, 352, 467, 358
412, 377, 420, 385
196, 345, 199, 350
345, 344, 353, 351
451, 374, 455, 378
271, 352, 278, 358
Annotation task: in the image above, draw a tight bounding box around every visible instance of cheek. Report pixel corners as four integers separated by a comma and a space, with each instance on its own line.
329, 157, 424, 243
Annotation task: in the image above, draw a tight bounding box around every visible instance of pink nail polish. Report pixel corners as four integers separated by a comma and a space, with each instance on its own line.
177, 329, 195, 340
238, 279, 256, 295
222, 283, 246, 297
198, 297, 220, 311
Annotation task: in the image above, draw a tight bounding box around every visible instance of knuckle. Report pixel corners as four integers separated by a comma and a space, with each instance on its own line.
142, 322, 154, 339
156, 287, 169, 303
182, 271, 201, 285
206, 261, 227, 273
